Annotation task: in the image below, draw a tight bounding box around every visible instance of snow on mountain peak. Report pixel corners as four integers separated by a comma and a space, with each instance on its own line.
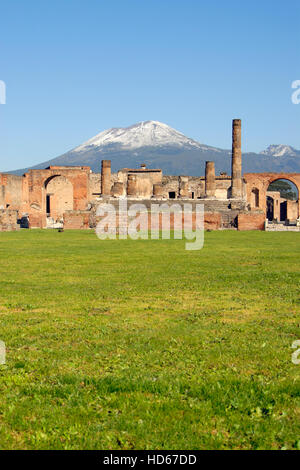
73, 121, 204, 153
260, 144, 297, 158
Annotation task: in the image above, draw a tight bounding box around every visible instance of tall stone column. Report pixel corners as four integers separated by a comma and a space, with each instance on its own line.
205, 161, 216, 198
231, 119, 242, 199
101, 160, 111, 196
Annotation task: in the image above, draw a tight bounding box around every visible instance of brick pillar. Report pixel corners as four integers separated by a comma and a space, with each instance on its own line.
205, 161, 216, 198
231, 119, 242, 199
101, 160, 111, 196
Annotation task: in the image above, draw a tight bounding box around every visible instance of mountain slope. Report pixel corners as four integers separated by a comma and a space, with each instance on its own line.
10, 121, 300, 176
74, 121, 205, 151
260, 144, 300, 158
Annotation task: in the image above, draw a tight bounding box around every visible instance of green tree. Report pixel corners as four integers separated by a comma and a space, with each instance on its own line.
268, 180, 298, 200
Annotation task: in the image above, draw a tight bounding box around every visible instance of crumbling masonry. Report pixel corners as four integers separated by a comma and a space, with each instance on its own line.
0, 120, 299, 231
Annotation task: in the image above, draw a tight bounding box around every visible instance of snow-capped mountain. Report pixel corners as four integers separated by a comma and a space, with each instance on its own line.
73, 121, 220, 153
260, 144, 299, 158
9, 121, 300, 176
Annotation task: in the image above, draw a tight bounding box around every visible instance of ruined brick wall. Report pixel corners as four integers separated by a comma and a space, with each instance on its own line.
2, 164, 298, 233
23, 166, 91, 228
76, 209, 222, 231
28, 213, 46, 229
237, 212, 265, 231
78, 200, 228, 232
117, 169, 162, 199
0, 174, 23, 211
89, 173, 119, 201
188, 177, 205, 199
160, 175, 236, 200
0, 209, 19, 231
89, 173, 101, 200
128, 169, 162, 185
129, 174, 154, 198
204, 212, 222, 230
46, 175, 74, 219
63, 211, 91, 229
161, 176, 180, 198
215, 177, 232, 200
244, 172, 300, 219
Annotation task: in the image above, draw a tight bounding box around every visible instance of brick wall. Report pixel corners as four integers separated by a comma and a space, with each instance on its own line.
0, 210, 19, 231
63, 211, 91, 229
204, 212, 222, 230
28, 214, 46, 229
63, 208, 223, 232
64, 208, 267, 231
237, 212, 265, 231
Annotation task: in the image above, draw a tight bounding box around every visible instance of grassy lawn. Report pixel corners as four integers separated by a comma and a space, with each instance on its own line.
0, 229, 299, 450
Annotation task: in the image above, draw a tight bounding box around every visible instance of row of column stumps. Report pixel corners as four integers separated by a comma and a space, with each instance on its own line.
100, 119, 243, 199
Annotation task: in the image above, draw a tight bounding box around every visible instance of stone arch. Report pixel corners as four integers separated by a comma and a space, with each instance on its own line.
267, 175, 299, 191
44, 175, 74, 220
244, 172, 300, 220
266, 177, 299, 222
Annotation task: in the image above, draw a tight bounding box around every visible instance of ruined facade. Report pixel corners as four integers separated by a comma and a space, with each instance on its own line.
0, 120, 299, 231
244, 172, 300, 222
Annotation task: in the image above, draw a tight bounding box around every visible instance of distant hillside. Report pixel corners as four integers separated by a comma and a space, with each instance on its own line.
10, 121, 300, 176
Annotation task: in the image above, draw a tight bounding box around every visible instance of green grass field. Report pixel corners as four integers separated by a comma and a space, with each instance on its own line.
0, 229, 299, 450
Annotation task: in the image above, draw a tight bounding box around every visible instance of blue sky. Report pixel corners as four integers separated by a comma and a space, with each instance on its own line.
0, 0, 299, 171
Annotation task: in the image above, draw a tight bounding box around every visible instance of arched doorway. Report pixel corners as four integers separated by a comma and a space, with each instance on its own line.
251, 188, 259, 208
266, 179, 299, 222
44, 175, 74, 223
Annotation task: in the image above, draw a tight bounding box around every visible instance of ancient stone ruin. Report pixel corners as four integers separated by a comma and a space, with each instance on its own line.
0, 119, 299, 232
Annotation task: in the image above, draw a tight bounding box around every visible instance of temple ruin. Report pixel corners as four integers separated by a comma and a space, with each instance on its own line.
0, 119, 299, 232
